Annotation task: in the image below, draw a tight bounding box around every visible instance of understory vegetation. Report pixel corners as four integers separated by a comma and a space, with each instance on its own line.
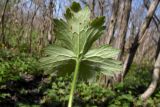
0, 48, 160, 107
0, 0, 160, 107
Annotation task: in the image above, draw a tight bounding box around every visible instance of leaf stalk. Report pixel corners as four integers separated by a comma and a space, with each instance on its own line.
68, 58, 81, 107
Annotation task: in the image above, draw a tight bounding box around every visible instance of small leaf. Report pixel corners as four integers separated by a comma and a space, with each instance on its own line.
91, 16, 105, 27
70, 2, 81, 12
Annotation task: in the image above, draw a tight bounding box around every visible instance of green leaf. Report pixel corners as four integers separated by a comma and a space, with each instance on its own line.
39, 45, 76, 73
82, 46, 122, 76
41, 2, 121, 78
40, 3, 122, 106
91, 16, 105, 28
84, 45, 120, 59
117, 94, 134, 102
70, 2, 81, 12
82, 57, 121, 76
53, 19, 73, 50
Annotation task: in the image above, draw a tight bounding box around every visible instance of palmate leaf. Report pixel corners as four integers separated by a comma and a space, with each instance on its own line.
39, 45, 76, 73
83, 57, 121, 76
53, 19, 73, 50
54, 3, 105, 56
40, 2, 122, 107
83, 45, 119, 59
82, 45, 122, 76
41, 2, 121, 79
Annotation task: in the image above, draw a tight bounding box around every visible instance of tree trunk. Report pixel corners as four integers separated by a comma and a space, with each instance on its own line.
106, 0, 120, 44
48, 0, 54, 44
116, 0, 132, 60
112, 0, 132, 82
122, 0, 159, 79
1, 0, 9, 45
28, 5, 39, 53
140, 0, 160, 100
138, 0, 160, 44
122, 31, 140, 78
98, 0, 105, 16
88, 0, 95, 19
140, 52, 160, 101
155, 37, 160, 59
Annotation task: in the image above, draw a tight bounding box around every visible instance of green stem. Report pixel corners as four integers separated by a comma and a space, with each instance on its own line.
68, 59, 80, 107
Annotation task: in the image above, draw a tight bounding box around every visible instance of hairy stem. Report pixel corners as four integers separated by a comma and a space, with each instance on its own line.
68, 59, 80, 107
